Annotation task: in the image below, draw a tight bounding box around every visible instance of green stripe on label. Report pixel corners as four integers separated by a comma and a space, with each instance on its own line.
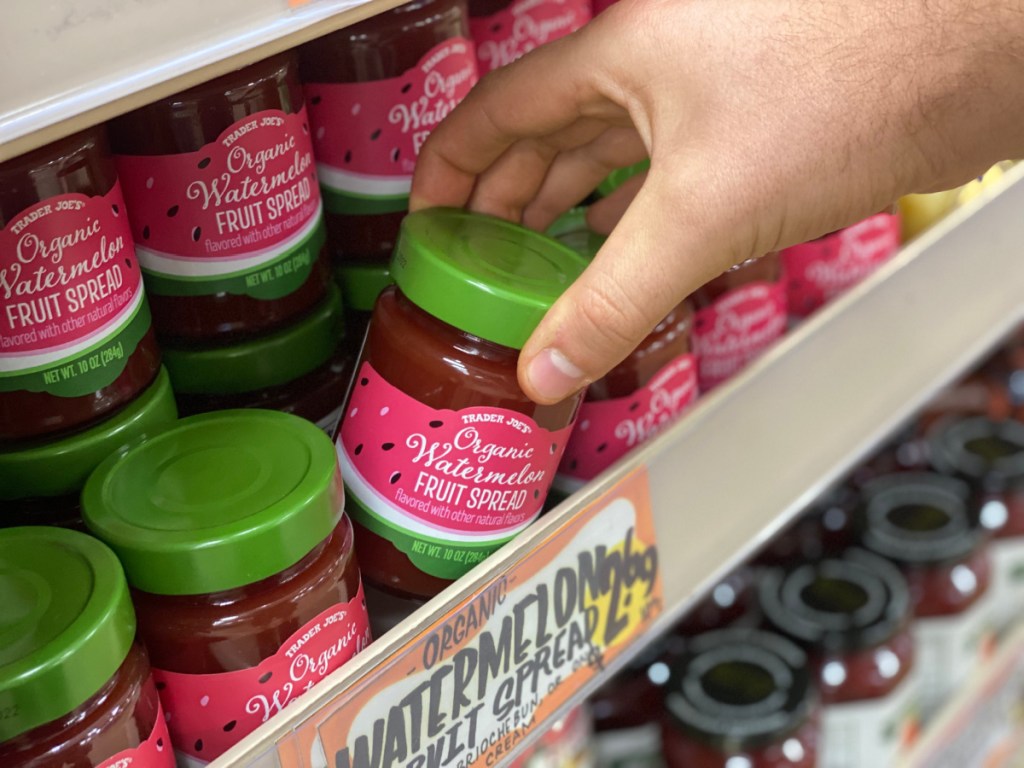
321, 185, 409, 216
142, 216, 327, 300
0, 299, 152, 397
345, 491, 514, 581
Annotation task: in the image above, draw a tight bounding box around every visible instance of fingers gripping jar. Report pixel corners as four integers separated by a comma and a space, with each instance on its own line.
0, 527, 172, 768
337, 208, 586, 599
82, 411, 371, 765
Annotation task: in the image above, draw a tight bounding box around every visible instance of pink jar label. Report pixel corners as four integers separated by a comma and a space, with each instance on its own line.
338, 361, 576, 580
305, 38, 478, 215
471, 0, 592, 73
782, 213, 901, 317
152, 584, 371, 764
556, 353, 697, 492
0, 184, 151, 397
693, 280, 787, 391
96, 699, 175, 768
591, 0, 619, 12
115, 108, 325, 301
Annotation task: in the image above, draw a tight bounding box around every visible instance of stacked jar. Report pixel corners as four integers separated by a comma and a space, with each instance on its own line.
468, 0, 592, 75
0, 128, 176, 528
109, 54, 351, 436
82, 410, 372, 764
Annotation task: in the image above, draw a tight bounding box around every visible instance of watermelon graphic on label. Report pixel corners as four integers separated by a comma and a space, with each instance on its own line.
304, 37, 478, 216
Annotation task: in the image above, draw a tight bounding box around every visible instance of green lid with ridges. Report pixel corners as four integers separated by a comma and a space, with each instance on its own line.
547, 208, 607, 261
0, 526, 135, 741
81, 410, 342, 596
597, 159, 651, 197
0, 367, 178, 501
337, 263, 394, 313
162, 286, 344, 395
391, 208, 587, 350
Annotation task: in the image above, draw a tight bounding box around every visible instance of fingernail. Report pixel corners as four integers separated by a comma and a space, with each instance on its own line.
526, 348, 585, 402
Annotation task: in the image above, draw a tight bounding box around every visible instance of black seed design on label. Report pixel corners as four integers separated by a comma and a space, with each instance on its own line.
111, 204, 120, 215
629, 401, 640, 412
550, 443, 557, 454
429, 420, 443, 428
344, 150, 352, 164
597, 443, 608, 453
259, 671, 273, 683
167, 205, 179, 217
192, 226, 202, 241
354, 444, 363, 455
302, 123, 309, 134
370, 129, 382, 141
534, 490, 540, 499
125, 259, 133, 268
401, 83, 412, 93
198, 157, 211, 169
156, 681, 166, 690
490, 22, 502, 33
195, 740, 204, 752
390, 472, 401, 484
223, 720, 237, 732
382, 442, 395, 451
142, 226, 150, 240
390, 148, 401, 162
311, 95, 322, 105
569, 459, 578, 470
360, 377, 369, 386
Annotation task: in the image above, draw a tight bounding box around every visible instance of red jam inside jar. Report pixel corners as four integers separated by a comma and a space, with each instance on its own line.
859, 472, 994, 719
162, 286, 351, 436
510, 705, 594, 768
336, 209, 585, 599
469, 0, 592, 74
82, 411, 371, 764
662, 628, 818, 768
674, 567, 754, 637
690, 254, 787, 391
759, 549, 918, 765
336, 263, 394, 354
754, 485, 860, 567
109, 53, 331, 343
0, 527, 173, 768
0, 127, 161, 443
300, 1, 478, 264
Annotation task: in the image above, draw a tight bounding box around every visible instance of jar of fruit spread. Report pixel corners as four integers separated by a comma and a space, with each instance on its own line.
469, 0, 592, 74
690, 254, 787, 392
859, 472, 995, 721
336, 263, 394, 351
780, 212, 901, 318
661, 628, 818, 768
930, 416, 1024, 632
511, 704, 594, 768
673, 566, 754, 637
82, 410, 372, 765
548, 209, 698, 494
337, 208, 586, 598
300, 0, 477, 263
163, 286, 351, 436
109, 53, 330, 343
0, 127, 161, 442
0, 527, 173, 768
0, 367, 177, 528
760, 549, 918, 768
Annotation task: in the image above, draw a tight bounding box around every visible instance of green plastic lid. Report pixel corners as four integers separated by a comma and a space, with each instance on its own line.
82, 410, 343, 596
163, 286, 345, 395
596, 158, 651, 197
546, 208, 607, 261
391, 208, 587, 349
0, 527, 135, 741
337, 263, 394, 313
0, 367, 178, 501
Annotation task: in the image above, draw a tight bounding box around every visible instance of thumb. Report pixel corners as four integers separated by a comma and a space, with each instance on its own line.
519, 168, 734, 404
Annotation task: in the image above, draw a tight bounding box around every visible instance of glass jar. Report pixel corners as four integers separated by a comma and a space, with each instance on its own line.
0, 367, 177, 528
754, 485, 860, 567
511, 705, 595, 768
0, 127, 162, 442
674, 566, 754, 637
591, 0, 619, 13
336, 263, 394, 352
661, 628, 818, 768
300, 0, 477, 263
337, 208, 586, 598
780, 212, 901, 318
548, 210, 698, 494
82, 411, 372, 764
929, 416, 1024, 632
109, 53, 330, 343
163, 286, 351, 436
0, 527, 173, 768
859, 472, 995, 720
469, 0, 592, 74
759, 549, 918, 768
690, 254, 787, 391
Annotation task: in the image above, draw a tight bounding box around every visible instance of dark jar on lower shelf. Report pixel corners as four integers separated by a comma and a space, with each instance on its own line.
661, 628, 818, 768
82, 411, 372, 764
0, 527, 173, 768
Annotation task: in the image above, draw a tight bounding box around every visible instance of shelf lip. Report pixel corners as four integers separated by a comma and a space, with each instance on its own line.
211, 166, 1024, 768
0, 0, 408, 162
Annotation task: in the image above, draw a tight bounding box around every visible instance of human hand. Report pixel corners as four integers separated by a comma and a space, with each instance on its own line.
412, 0, 1024, 404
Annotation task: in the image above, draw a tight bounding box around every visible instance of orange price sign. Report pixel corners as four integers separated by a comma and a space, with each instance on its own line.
275, 467, 662, 768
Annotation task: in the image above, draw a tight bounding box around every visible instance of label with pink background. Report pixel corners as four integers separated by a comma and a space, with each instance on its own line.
115, 108, 325, 301
693, 280, 787, 391
152, 585, 371, 765
304, 38, 478, 215
337, 362, 576, 580
0, 184, 150, 397
96, 700, 175, 768
555, 353, 698, 493
471, 0, 592, 73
